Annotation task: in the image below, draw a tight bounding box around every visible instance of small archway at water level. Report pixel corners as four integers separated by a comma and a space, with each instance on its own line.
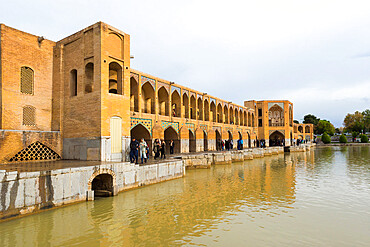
92, 174, 114, 197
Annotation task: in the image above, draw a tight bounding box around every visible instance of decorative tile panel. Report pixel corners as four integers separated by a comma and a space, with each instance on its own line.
199, 124, 207, 133
141, 75, 156, 89
172, 86, 181, 95
268, 102, 284, 110
131, 117, 152, 134
185, 123, 195, 133
210, 98, 216, 105
130, 73, 139, 82
269, 129, 285, 136
161, 121, 179, 133
158, 81, 170, 93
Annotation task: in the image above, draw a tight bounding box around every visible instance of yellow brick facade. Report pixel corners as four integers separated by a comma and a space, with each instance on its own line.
0, 22, 313, 164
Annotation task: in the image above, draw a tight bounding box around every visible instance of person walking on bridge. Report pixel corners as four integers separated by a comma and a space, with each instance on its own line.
139, 138, 148, 164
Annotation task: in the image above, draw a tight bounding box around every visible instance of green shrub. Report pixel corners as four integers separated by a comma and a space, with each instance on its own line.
321, 132, 331, 144
360, 134, 369, 143
339, 134, 347, 143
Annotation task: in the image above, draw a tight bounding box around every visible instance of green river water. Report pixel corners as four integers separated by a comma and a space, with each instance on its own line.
0, 146, 369, 246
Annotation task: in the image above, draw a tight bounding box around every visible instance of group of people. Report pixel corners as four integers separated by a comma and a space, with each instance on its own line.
216, 138, 244, 151
130, 138, 150, 164
130, 138, 175, 164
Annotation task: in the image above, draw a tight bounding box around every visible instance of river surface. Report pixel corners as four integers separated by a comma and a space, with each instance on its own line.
0, 146, 369, 246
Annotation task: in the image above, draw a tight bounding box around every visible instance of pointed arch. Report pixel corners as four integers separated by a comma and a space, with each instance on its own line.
142, 81, 155, 114
197, 97, 203, 120
229, 106, 234, 124
158, 86, 169, 116
224, 105, 229, 124
171, 90, 181, 117
204, 99, 210, 121
130, 77, 139, 112
190, 95, 196, 119
109, 62, 122, 95
131, 123, 152, 153
183, 93, 189, 118
243, 111, 247, 126
164, 126, 180, 154
210, 101, 216, 122
217, 103, 223, 123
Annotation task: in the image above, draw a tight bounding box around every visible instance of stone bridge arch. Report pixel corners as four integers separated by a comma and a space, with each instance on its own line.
87, 168, 118, 199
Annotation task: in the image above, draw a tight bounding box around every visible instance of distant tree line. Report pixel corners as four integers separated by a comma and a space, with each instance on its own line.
300, 110, 369, 143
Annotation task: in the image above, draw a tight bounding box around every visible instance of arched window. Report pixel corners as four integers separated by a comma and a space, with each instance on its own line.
70, 69, 77, 96
109, 62, 123, 95
20, 66, 34, 95
23, 106, 36, 126
85, 63, 94, 93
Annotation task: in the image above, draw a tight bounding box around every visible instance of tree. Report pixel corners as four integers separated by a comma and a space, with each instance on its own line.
343, 111, 365, 133
363, 109, 370, 132
339, 134, 347, 143
360, 134, 369, 143
293, 120, 299, 124
303, 114, 320, 134
316, 120, 335, 136
303, 114, 320, 125
322, 132, 331, 144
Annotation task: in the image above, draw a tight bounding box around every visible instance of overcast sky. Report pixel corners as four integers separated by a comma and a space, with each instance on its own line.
2, 0, 370, 127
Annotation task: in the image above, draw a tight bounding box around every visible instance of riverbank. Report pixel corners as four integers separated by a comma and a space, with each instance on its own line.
316, 143, 370, 147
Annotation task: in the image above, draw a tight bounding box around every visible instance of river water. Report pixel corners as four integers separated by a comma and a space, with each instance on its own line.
0, 146, 369, 246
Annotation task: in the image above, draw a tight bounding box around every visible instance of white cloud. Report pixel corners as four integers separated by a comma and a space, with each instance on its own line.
2, 0, 370, 127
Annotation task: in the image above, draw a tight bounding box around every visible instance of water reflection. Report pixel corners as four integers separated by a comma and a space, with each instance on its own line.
0, 147, 369, 247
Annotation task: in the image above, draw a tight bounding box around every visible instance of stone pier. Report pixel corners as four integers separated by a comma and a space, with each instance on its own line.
0, 160, 185, 221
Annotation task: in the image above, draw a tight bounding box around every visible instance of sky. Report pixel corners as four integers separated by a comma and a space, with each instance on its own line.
2, 0, 370, 127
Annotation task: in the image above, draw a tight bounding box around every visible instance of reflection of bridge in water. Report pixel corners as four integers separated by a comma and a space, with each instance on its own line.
0, 152, 316, 246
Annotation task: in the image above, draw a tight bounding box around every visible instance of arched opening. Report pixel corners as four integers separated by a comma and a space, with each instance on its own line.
183, 93, 189, 118
110, 116, 122, 161
269, 104, 284, 127
289, 105, 293, 127
269, 131, 285, 147
70, 69, 77, 96
131, 124, 152, 154
158, 87, 169, 116
197, 98, 203, 120
92, 174, 113, 197
189, 130, 196, 152
224, 105, 229, 124
190, 95, 196, 119
305, 126, 310, 133
235, 108, 239, 125
217, 103, 223, 123
248, 113, 251, 127
130, 77, 139, 112
109, 62, 122, 95
298, 126, 303, 133
171, 91, 181, 117
251, 113, 255, 127
204, 99, 209, 121
305, 135, 311, 142
85, 63, 94, 93
239, 110, 243, 126
229, 107, 234, 124
247, 132, 251, 148
215, 129, 222, 151
210, 102, 216, 122
164, 126, 180, 154
142, 82, 155, 114
203, 131, 208, 151
244, 111, 247, 126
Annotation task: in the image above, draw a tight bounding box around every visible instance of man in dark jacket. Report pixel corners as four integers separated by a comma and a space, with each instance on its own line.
130, 138, 139, 163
